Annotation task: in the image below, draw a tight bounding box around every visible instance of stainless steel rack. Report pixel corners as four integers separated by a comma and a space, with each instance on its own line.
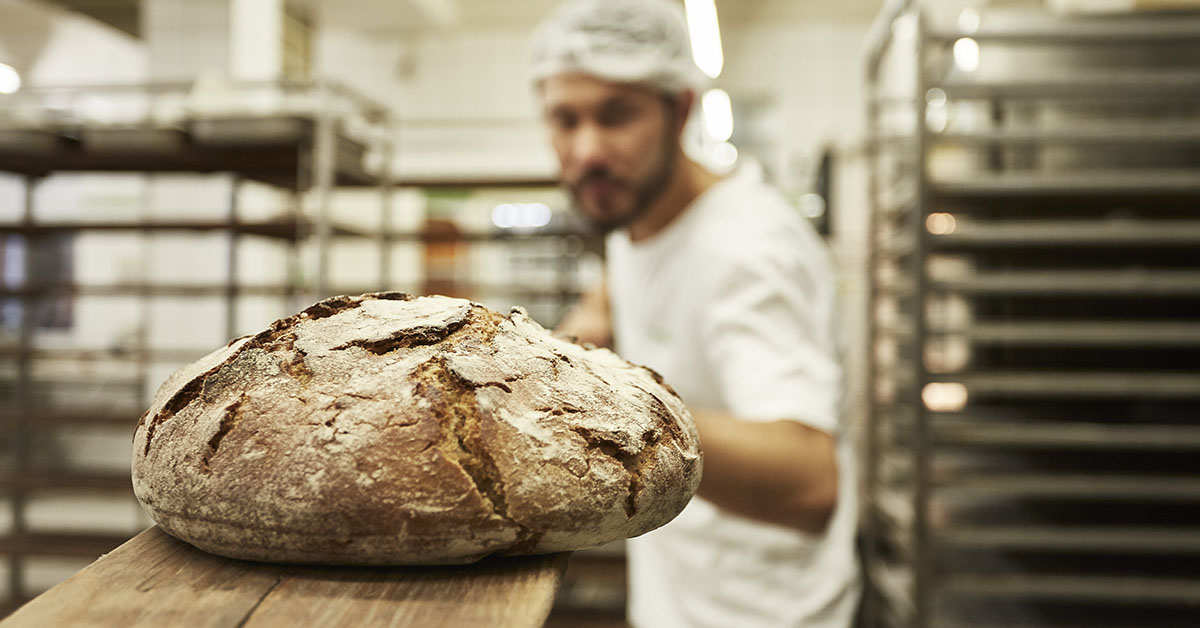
863, 3, 1200, 627
0, 80, 395, 612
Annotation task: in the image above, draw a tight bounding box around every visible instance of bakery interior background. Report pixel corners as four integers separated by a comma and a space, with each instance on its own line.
1, 0, 1198, 626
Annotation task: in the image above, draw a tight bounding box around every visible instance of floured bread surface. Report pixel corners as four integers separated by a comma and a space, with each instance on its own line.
131, 292, 702, 565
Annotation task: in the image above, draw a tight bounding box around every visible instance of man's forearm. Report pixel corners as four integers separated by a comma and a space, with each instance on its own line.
689, 409, 839, 534
554, 279, 612, 348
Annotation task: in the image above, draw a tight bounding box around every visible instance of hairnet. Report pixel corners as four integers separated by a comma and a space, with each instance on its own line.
528, 0, 706, 95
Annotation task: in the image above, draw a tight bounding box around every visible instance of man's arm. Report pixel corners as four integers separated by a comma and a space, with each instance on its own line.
690, 410, 839, 535
554, 278, 612, 348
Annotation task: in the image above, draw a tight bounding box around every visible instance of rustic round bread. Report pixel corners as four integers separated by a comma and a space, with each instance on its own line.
132, 292, 702, 565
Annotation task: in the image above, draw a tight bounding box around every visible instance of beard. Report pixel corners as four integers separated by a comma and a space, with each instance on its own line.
567, 128, 677, 235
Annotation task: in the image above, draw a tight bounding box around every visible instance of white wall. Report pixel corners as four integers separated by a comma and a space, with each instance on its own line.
142, 0, 229, 81
0, 0, 146, 86
316, 24, 557, 182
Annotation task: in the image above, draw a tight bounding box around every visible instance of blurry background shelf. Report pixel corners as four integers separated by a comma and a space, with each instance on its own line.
932, 125, 1200, 146
0, 80, 396, 611
937, 526, 1200, 554
930, 321, 1200, 346
927, 271, 1200, 296
0, 473, 133, 496
930, 419, 1200, 450
929, 171, 1200, 197
926, 219, 1200, 247
937, 575, 1200, 605
935, 73, 1200, 100
0, 534, 130, 559
926, 17, 1200, 44
864, 4, 1200, 627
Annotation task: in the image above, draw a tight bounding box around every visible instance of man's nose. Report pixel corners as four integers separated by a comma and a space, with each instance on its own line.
571, 123, 609, 170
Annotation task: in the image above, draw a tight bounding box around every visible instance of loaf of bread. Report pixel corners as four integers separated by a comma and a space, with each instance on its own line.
131, 293, 701, 565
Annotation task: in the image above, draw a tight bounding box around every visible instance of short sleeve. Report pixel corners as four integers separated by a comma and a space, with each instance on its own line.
698, 244, 842, 435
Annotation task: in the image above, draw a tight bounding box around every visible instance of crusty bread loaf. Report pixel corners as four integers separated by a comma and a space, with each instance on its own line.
131, 292, 701, 565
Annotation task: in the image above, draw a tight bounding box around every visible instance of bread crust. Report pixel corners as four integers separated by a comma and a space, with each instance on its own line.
132, 293, 701, 565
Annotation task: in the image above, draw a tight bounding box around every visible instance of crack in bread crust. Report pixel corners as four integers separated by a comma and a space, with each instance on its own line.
141, 293, 400, 455
413, 356, 536, 551
569, 426, 659, 518
201, 395, 246, 472
330, 318, 471, 354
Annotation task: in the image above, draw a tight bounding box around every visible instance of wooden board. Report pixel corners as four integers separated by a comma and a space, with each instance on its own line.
0, 527, 571, 628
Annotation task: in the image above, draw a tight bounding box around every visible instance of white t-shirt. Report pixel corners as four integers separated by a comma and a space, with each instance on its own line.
606, 166, 860, 628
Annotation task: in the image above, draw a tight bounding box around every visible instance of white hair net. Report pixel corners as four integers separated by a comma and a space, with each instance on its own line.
528, 0, 706, 95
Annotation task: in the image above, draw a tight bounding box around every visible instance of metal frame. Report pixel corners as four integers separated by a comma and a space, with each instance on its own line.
0, 79, 393, 608
864, 3, 1200, 627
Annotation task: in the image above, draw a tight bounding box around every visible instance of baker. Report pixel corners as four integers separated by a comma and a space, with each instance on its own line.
529, 0, 861, 626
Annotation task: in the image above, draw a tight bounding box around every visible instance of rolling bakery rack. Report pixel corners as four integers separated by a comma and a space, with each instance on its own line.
863, 2, 1200, 627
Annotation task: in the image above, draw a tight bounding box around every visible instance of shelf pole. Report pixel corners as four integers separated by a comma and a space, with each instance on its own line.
226, 176, 242, 341
10, 175, 39, 601
312, 86, 336, 298
912, 9, 933, 628
379, 119, 395, 291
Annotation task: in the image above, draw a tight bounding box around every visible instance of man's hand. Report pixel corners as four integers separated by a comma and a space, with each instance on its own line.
690, 410, 838, 534
555, 279, 612, 348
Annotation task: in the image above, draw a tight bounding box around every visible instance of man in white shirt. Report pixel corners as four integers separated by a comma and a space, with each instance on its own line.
529, 1, 860, 626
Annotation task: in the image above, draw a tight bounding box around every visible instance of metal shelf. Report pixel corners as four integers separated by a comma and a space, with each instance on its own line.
931, 126, 1200, 147
0, 473, 132, 495
941, 371, 1200, 398
0, 220, 591, 244
927, 18, 1200, 45
0, 533, 131, 559
0, 410, 140, 428
928, 219, 1200, 248
928, 270, 1200, 297
938, 574, 1200, 606
936, 473, 1200, 501
938, 526, 1200, 554
0, 82, 387, 189
936, 73, 1200, 101
932, 321, 1200, 347
930, 171, 1200, 197
0, 347, 210, 362
0, 283, 295, 298
865, 5, 1200, 626
0, 218, 315, 240
931, 419, 1200, 450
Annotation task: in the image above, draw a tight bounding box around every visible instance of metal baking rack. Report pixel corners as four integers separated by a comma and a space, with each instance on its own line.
0, 79, 394, 612
863, 2, 1200, 627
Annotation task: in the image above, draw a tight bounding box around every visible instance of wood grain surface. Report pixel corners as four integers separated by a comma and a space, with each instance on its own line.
0, 527, 571, 628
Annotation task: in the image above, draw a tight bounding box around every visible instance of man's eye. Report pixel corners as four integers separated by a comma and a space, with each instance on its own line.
550, 113, 578, 131
599, 106, 636, 127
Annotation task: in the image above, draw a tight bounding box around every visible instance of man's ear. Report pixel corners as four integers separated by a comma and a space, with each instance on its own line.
672, 90, 696, 136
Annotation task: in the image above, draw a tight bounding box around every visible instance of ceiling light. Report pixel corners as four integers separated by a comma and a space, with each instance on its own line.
0, 63, 21, 95
701, 88, 733, 142
953, 38, 980, 73
684, 0, 723, 79
922, 382, 968, 412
